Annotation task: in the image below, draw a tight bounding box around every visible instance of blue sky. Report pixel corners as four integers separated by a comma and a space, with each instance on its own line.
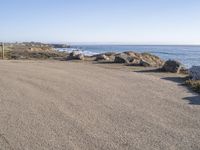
1, 0, 200, 44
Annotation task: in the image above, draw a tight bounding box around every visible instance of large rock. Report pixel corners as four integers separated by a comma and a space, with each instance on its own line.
114, 53, 134, 64
92, 52, 116, 61
123, 51, 141, 59
123, 52, 164, 67
140, 53, 164, 67
103, 52, 117, 57
140, 60, 152, 67
67, 51, 84, 60
189, 66, 200, 80
162, 60, 183, 73
95, 54, 110, 61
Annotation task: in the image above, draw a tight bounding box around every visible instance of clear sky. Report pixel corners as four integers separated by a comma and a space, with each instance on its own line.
1, 0, 200, 44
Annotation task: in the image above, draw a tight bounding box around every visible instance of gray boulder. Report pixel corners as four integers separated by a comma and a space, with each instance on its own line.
189, 66, 200, 80
114, 53, 134, 64
162, 60, 183, 73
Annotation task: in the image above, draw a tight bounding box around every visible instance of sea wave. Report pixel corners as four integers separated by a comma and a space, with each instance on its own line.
56, 48, 99, 56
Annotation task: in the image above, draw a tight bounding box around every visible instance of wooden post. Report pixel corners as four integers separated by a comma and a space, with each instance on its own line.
2, 43, 4, 59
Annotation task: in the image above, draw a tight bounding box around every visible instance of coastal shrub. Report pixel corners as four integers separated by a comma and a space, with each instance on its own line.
185, 80, 200, 93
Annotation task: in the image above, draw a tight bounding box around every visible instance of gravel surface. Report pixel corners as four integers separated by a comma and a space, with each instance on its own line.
0, 60, 199, 150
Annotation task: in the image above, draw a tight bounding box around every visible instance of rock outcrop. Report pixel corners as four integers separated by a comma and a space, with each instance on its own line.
67, 51, 164, 67
93, 52, 116, 61
189, 66, 200, 80
139, 53, 164, 67
113, 52, 164, 67
162, 60, 183, 73
92, 51, 164, 67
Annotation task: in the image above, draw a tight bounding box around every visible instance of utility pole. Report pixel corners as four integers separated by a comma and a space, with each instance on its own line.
2, 42, 4, 59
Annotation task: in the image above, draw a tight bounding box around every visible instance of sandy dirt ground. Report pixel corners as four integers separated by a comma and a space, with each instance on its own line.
0, 60, 199, 150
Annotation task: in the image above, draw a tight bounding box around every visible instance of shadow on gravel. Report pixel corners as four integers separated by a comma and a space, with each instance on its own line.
183, 96, 200, 105
134, 68, 162, 73
161, 77, 187, 84
93, 61, 116, 64
162, 77, 200, 105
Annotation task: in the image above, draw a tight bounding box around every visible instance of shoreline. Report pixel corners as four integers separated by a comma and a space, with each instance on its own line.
4, 42, 199, 67
57, 44, 200, 68
2, 43, 200, 93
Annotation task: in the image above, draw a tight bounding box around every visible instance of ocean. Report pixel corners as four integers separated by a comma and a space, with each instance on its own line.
58, 45, 200, 68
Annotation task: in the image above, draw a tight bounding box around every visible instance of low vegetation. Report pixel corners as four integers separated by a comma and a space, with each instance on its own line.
185, 80, 200, 93
7, 50, 68, 60
1, 43, 68, 60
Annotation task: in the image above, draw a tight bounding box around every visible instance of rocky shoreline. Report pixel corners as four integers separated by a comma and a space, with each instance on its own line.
66, 50, 187, 72
66, 50, 200, 93
1, 44, 199, 93
62, 50, 199, 93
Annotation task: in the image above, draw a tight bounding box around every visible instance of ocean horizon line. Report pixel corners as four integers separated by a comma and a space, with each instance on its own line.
69, 44, 200, 47
3, 41, 200, 46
